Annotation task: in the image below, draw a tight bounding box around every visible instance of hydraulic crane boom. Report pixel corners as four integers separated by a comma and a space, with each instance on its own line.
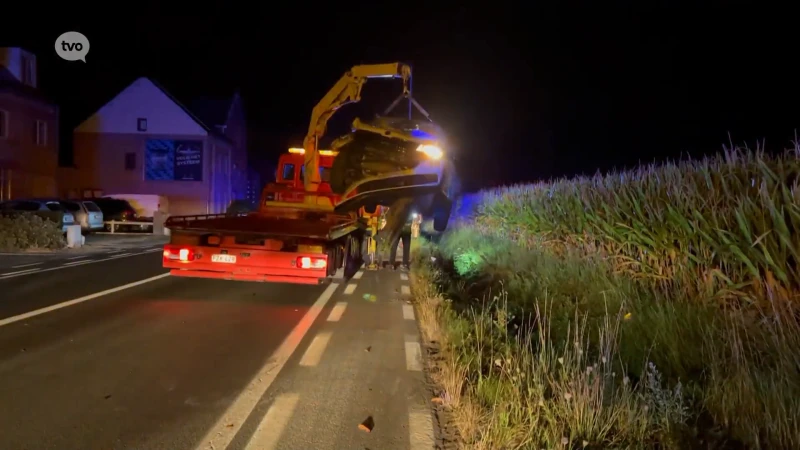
302, 63, 412, 204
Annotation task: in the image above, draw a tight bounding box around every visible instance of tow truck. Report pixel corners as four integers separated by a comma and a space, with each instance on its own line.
162, 63, 458, 284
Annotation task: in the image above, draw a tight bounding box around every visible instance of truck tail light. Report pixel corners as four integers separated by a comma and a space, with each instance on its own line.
164, 246, 195, 262
297, 256, 326, 269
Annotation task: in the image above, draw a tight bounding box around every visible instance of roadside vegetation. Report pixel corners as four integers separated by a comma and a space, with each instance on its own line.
412, 145, 800, 449
0, 213, 66, 251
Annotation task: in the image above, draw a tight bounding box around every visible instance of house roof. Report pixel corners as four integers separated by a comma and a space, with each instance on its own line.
0, 66, 55, 106
189, 95, 234, 129
74, 77, 233, 145
148, 79, 232, 145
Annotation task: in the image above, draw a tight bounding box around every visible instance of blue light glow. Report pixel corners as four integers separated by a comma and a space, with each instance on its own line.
411, 129, 434, 139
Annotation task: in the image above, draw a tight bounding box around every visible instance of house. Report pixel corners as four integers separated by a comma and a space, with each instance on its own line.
0, 48, 59, 201
61, 77, 237, 216
189, 93, 248, 200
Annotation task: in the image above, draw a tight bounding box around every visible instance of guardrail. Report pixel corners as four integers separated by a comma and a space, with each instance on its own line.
99, 220, 155, 235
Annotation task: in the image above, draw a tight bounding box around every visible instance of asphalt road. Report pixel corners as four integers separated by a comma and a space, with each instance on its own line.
0, 250, 434, 449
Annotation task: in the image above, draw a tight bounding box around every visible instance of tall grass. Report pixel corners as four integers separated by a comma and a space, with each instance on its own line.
413, 144, 800, 449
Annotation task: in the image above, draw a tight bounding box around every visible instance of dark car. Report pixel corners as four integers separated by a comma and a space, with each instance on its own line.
83, 198, 151, 232
86, 198, 138, 221
0, 199, 76, 232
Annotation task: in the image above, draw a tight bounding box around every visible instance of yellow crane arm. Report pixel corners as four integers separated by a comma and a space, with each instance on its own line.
302, 63, 412, 194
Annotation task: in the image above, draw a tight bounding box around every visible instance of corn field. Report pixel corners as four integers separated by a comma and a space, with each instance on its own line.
470, 146, 800, 304
431, 144, 800, 448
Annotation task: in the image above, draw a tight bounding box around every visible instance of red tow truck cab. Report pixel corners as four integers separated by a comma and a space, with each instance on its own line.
262, 148, 339, 204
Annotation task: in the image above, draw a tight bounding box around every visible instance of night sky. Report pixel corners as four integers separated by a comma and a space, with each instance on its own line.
2, 4, 797, 192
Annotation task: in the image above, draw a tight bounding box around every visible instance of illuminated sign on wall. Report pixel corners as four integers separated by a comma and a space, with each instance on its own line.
144, 139, 203, 181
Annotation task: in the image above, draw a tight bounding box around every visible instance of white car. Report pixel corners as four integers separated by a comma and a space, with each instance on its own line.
60, 200, 104, 234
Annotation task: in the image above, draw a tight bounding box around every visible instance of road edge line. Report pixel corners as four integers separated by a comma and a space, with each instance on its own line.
0, 273, 171, 327
196, 281, 340, 450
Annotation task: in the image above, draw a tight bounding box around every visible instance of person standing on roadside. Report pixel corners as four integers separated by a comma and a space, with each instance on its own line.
389, 212, 415, 271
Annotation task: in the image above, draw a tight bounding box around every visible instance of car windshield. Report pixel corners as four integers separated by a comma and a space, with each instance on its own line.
82, 201, 101, 212
45, 202, 64, 212
92, 199, 135, 215
61, 201, 82, 212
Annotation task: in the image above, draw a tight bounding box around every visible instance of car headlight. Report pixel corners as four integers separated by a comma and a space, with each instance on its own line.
417, 144, 443, 160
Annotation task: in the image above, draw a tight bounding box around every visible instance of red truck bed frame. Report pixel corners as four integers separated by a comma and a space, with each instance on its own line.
162, 212, 364, 285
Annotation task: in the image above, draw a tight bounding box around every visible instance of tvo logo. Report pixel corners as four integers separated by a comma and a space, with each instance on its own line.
55, 31, 90, 62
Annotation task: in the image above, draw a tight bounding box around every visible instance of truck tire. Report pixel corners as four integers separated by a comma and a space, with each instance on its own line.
343, 234, 362, 277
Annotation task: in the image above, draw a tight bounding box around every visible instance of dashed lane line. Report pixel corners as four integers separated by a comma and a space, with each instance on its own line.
0, 251, 163, 280
326, 302, 348, 322
403, 303, 416, 321
343, 283, 357, 295
0, 273, 171, 327
405, 335, 423, 372
400, 272, 408, 281
195, 282, 340, 450
10, 262, 42, 269
0, 268, 41, 277
401, 285, 411, 295
107, 252, 133, 259
62, 260, 95, 266
66, 255, 89, 260
298, 332, 333, 367
244, 393, 301, 450
353, 270, 364, 280
409, 408, 436, 449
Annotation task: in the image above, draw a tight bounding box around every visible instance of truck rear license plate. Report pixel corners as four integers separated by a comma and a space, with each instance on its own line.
211, 254, 236, 263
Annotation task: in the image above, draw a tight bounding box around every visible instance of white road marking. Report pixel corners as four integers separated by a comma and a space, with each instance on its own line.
141, 248, 163, 253
0, 268, 41, 276
62, 260, 94, 266
0, 252, 159, 280
326, 302, 348, 322
405, 336, 423, 371
107, 252, 132, 258
67, 255, 89, 260
195, 282, 339, 450
400, 273, 408, 281
0, 273, 171, 328
408, 409, 436, 449
299, 332, 333, 367
343, 283, 357, 295
401, 285, 411, 295
403, 304, 416, 321
353, 270, 363, 279
244, 393, 301, 450
11, 262, 42, 268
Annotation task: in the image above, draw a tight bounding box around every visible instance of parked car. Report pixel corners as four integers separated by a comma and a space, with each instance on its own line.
59, 200, 104, 234
86, 197, 151, 232
0, 199, 75, 232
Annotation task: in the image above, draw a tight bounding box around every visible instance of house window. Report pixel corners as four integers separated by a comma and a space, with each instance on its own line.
21, 55, 35, 87
35, 120, 47, 146
0, 110, 7, 139
125, 152, 136, 171
137, 118, 147, 132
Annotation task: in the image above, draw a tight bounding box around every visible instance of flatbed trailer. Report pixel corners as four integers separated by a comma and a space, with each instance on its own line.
162, 212, 365, 285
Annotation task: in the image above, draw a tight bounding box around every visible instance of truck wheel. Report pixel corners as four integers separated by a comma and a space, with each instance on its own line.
343, 234, 361, 277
